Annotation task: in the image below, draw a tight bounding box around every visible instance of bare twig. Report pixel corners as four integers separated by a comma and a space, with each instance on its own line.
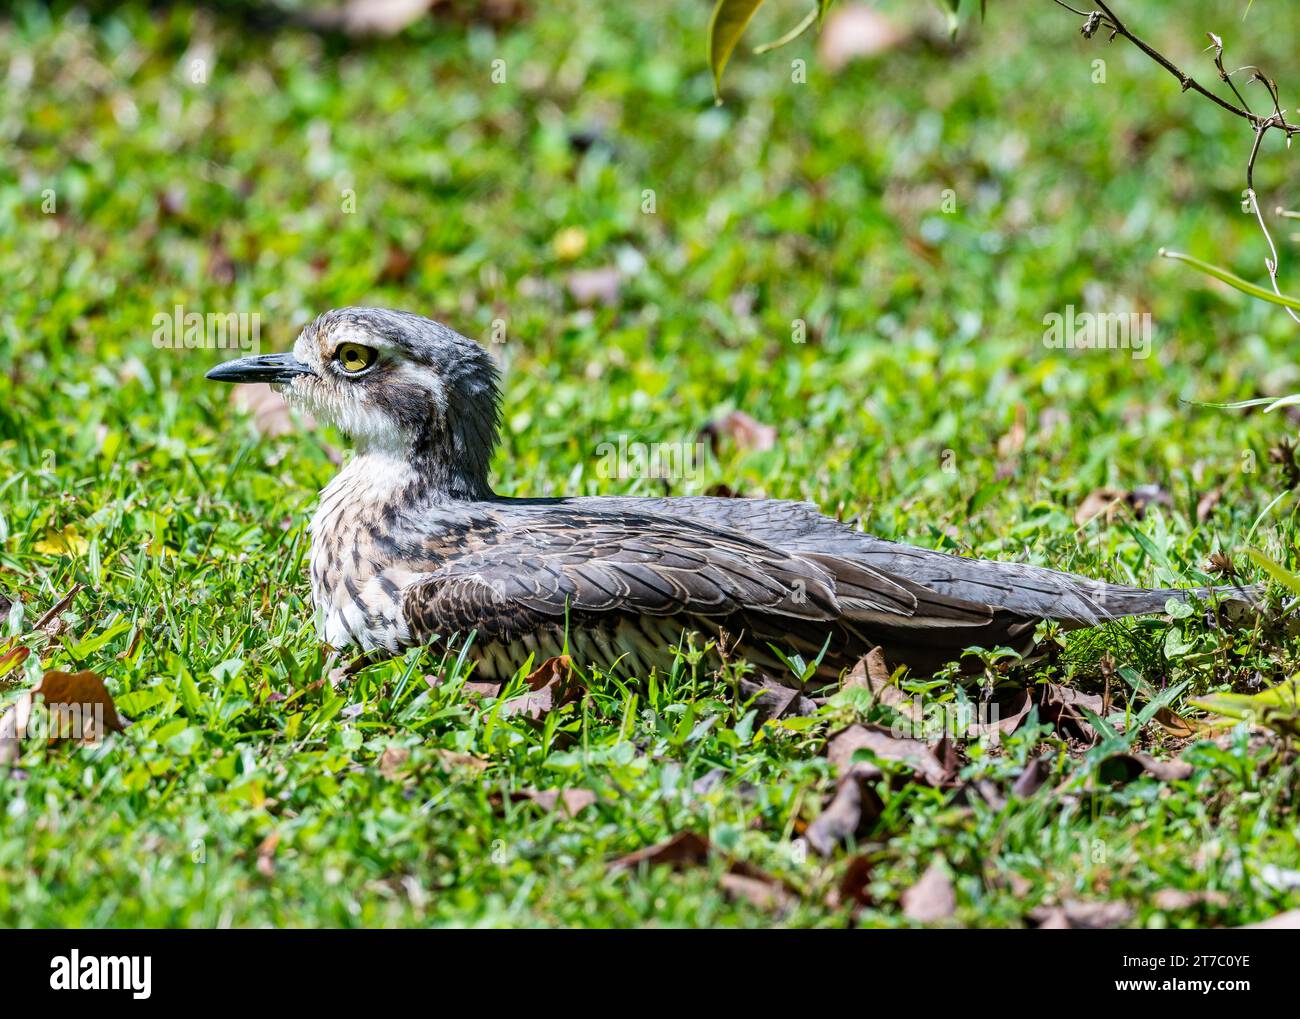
1056, 1, 1298, 312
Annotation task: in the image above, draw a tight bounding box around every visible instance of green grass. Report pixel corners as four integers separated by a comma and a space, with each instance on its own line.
0, 0, 1298, 927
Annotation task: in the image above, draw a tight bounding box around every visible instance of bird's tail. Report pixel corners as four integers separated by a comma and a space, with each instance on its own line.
844, 536, 1263, 626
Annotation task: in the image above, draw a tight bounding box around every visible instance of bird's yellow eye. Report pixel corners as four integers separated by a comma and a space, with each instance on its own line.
335, 343, 377, 374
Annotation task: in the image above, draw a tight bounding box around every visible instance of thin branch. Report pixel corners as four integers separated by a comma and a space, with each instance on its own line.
1056, 1, 1300, 316
1088, 0, 1293, 131
1245, 122, 1300, 322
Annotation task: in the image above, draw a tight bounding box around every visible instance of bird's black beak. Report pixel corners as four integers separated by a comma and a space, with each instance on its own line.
205, 352, 314, 385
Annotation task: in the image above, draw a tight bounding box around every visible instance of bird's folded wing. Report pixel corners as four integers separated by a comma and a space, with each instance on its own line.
399, 509, 954, 642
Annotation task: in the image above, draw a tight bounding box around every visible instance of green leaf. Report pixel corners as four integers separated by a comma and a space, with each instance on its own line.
1246, 549, 1300, 598
708, 0, 767, 101
753, 6, 818, 55
1159, 249, 1300, 311
1190, 676, 1300, 737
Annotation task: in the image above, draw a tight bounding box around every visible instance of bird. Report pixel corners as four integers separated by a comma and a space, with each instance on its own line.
206, 307, 1255, 688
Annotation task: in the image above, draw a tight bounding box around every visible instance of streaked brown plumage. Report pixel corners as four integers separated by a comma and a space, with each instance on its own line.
207, 307, 1256, 687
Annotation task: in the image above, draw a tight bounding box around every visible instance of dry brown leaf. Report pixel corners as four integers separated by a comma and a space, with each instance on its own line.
1011, 754, 1051, 798
256, 831, 280, 878
1152, 888, 1229, 911
1030, 899, 1132, 929
824, 723, 949, 785
377, 746, 410, 780
699, 410, 777, 454
833, 854, 875, 912
311, 0, 436, 36
0, 643, 30, 681
806, 770, 884, 857
996, 404, 1027, 461
509, 788, 597, 816
738, 674, 819, 721
818, 4, 907, 72
1039, 682, 1108, 744
608, 831, 795, 913
0, 669, 127, 766
842, 647, 913, 714
718, 872, 794, 913
1196, 488, 1223, 523
433, 749, 489, 772
457, 679, 505, 699
1075, 488, 1129, 527
499, 655, 583, 722
377, 246, 416, 284
901, 860, 956, 923
1153, 705, 1198, 738
968, 688, 1033, 744
1076, 485, 1171, 526
1239, 909, 1300, 929
1097, 751, 1194, 784
609, 831, 711, 871
35, 582, 85, 635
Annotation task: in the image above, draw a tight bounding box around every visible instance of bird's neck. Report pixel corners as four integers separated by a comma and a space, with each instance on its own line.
351, 422, 495, 503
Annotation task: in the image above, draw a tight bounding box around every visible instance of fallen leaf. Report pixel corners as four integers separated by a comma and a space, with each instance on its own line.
718, 871, 794, 913
0, 669, 127, 766
901, 860, 956, 923
1011, 754, 1051, 798
1239, 909, 1300, 929
308, 0, 436, 36
609, 831, 711, 871
834, 854, 875, 912
256, 831, 280, 878
738, 674, 819, 721
1196, 488, 1223, 523
608, 831, 795, 913
805, 770, 884, 857
818, 4, 907, 73
1039, 682, 1108, 744
1029, 899, 1132, 929
1096, 752, 1193, 784
499, 655, 583, 722
842, 647, 912, 712
699, 410, 777, 454
824, 723, 949, 785
1152, 888, 1229, 911
968, 688, 1033, 744
433, 749, 489, 772
377, 746, 410, 780
565, 266, 622, 307
1128, 484, 1172, 517
1076, 485, 1172, 526
996, 404, 1027, 461
34, 526, 89, 557
1074, 488, 1129, 527
1153, 704, 1197, 738
507, 788, 597, 816
456, 679, 505, 699
0, 644, 30, 681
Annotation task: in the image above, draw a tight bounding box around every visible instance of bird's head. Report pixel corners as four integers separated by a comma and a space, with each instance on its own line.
206, 306, 501, 499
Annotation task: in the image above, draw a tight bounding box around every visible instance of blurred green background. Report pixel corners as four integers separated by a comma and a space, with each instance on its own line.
0, 0, 1297, 927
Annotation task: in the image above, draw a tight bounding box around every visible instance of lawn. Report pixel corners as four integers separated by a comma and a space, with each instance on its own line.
0, 0, 1298, 927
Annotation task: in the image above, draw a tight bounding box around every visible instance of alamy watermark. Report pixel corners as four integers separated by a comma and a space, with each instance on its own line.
595, 436, 707, 481
152, 305, 262, 353
1043, 305, 1152, 359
